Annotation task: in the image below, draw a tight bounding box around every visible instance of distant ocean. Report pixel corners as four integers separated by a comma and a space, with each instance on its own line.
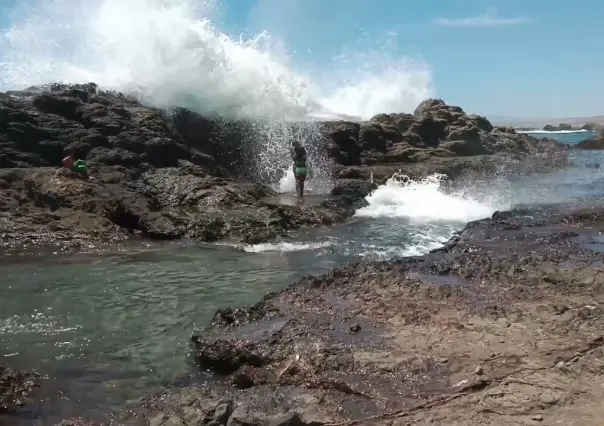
518, 130, 598, 145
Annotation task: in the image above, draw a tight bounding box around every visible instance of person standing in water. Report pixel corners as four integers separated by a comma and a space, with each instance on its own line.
290, 140, 309, 201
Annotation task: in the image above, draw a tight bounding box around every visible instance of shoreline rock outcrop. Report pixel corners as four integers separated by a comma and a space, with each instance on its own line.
575, 130, 604, 150
0, 363, 40, 413
580, 123, 603, 132
543, 123, 574, 131
0, 84, 568, 253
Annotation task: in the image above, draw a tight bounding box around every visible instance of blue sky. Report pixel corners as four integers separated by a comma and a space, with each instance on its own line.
1, 0, 602, 118
215, 0, 603, 118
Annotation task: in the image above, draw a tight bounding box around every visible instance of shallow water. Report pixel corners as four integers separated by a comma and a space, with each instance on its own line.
2, 134, 604, 424
0, 243, 341, 421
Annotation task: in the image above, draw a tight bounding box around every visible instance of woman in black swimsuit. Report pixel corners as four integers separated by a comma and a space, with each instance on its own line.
290, 141, 309, 201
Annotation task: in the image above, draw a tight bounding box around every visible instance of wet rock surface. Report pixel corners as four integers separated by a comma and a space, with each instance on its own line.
0, 364, 40, 413
0, 85, 566, 253
59, 204, 604, 425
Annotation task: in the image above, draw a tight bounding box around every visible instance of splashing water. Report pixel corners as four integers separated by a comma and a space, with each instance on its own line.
250, 120, 334, 192
0, 0, 434, 189
355, 174, 506, 223
237, 173, 505, 259
319, 49, 434, 120
243, 241, 331, 253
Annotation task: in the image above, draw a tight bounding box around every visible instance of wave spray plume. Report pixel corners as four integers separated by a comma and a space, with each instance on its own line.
0, 0, 435, 189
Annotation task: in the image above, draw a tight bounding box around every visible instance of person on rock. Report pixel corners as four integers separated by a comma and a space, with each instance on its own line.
62, 150, 90, 178
290, 140, 310, 202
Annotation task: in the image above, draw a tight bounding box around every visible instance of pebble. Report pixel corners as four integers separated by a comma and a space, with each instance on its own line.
474, 365, 484, 375
531, 414, 544, 421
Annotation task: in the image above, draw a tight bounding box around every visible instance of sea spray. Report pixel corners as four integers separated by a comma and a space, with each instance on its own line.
0, 0, 434, 189
238, 173, 507, 259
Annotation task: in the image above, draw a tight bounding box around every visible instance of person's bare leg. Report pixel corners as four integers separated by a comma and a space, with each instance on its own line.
298, 177, 305, 202
293, 166, 300, 198
295, 177, 301, 199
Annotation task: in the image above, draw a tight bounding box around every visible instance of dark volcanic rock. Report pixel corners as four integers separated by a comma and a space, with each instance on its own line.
575, 131, 604, 150
191, 337, 267, 374
581, 122, 603, 132
0, 85, 568, 252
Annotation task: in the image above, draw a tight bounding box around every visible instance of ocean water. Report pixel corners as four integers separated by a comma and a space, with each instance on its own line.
0, 0, 601, 422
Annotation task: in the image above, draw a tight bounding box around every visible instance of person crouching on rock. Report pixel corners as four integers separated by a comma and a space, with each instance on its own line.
290, 140, 309, 202
62, 150, 90, 179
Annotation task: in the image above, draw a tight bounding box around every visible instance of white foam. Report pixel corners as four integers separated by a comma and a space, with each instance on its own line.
243, 241, 330, 253
278, 168, 297, 193
355, 173, 503, 223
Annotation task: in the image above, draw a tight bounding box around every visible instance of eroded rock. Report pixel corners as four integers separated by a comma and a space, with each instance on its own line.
0, 364, 40, 412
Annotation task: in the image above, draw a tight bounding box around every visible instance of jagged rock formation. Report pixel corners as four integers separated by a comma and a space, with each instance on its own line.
0, 86, 567, 251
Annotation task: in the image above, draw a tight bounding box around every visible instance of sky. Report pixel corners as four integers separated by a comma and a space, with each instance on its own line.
0, 0, 602, 119
214, 0, 603, 119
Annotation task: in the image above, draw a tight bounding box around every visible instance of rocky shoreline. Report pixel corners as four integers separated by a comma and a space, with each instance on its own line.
1, 83, 567, 255
56, 202, 604, 426
0, 83, 579, 423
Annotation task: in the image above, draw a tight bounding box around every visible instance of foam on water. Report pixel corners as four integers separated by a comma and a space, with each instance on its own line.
355, 173, 504, 222
0, 311, 80, 336
278, 168, 297, 193
243, 241, 331, 253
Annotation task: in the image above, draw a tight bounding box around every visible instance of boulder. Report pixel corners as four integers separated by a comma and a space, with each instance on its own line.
575, 133, 604, 150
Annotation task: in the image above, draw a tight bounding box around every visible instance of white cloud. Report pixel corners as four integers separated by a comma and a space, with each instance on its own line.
433, 8, 531, 27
